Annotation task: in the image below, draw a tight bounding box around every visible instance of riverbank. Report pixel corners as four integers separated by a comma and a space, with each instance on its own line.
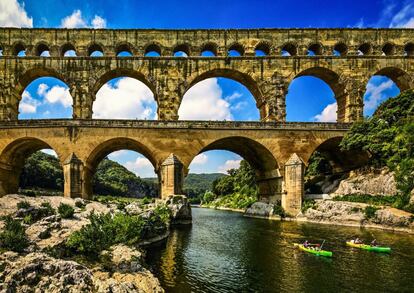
0, 194, 192, 292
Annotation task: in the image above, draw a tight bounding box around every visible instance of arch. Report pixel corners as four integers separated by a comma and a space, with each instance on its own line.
88, 43, 104, 56
85, 137, 157, 174
0, 137, 62, 195
255, 42, 270, 56
382, 43, 395, 56
281, 43, 297, 56
333, 42, 347, 56
358, 43, 372, 55
307, 43, 323, 56
173, 43, 190, 57
92, 68, 156, 99
16, 67, 66, 96
372, 67, 412, 91
227, 43, 244, 56
115, 42, 134, 56
294, 67, 343, 97
61, 43, 76, 56
0, 44, 3, 56
35, 42, 50, 57
200, 42, 217, 56
185, 68, 263, 107
196, 136, 279, 172
404, 42, 414, 56
144, 43, 161, 56
13, 42, 26, 56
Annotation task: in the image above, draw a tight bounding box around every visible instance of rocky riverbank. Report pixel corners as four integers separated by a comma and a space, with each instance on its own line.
0, 194, 192, 292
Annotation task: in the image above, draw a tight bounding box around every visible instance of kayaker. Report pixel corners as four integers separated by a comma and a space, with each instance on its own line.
354, 237, 363, 244
303, 240, 310, 248
371, 239, 378, 246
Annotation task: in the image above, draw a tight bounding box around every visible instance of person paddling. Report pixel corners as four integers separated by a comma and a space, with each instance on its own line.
371, 239, 378, 247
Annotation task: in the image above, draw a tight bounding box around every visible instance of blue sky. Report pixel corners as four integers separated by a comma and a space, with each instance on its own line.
1, 0, 412, 178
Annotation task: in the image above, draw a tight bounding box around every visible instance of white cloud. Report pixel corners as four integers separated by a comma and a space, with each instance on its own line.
225, 92, 242, 102
38, 84, 73, 108
389, 4, 414, 28
179, 79, 233, 120
108, 150, 128, 160
364, 80, 394, 111
41, 149, 57, 157
19, 91, 40, 114
218, 159, 241, 174
0, 0, 33, 27
60, 10, 107, 29
124, 156, 155, 178
314, 102, 337, 122
192, 153, 208, 165
93, 77, 156, 119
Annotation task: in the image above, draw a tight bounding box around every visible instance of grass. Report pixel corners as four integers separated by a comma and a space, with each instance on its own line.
0, 216, 29, 252
364, 206, 380, 219
16, 201, 31, 209
58, 203, 75, 219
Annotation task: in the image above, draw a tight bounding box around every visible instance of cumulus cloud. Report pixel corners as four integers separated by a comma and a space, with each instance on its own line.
19, 91, 40, 114
60, 9, 107, 29
218, 159, 241, 174
364, 80, 394, 111
192, 154, 208, 165
37, 84, 73, 108
0, 0, 33, 27
178, 78, 233, 120
314, 102, 337, 122
93, 77, 156, 119
124, 156, 155, 178
41, 149, 57, 157
108, 150, 128, 160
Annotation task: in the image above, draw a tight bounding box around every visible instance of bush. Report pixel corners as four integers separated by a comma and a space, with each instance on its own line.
301, 199, 316, 213
0, 216, 29, 252
17, 201, 31, 209
364, 206, 379, 219
40, 202, 55, 215
75, 200, 85, 209
273, 204, 286, 217
58, 203, 74, 219
24, 190, 36, 197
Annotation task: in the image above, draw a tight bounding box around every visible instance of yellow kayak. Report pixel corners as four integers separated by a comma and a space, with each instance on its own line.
346, 241, 391, 253
294, 243, 333, 257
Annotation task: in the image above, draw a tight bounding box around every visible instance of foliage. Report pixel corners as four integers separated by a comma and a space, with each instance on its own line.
40, 202, 56, 215
93, 158, 158, 198
20, 151, 63, 191
183, 173, 225, 203
305, 151, 332, 177
364, 206, 379, 219
333, 194, 398, 206
0, 216, 29, 252
273, 203, 286, 217
75, 200, 86, 209
58, 203, 74, 219
340, 90, 414, 212
66, 206, 170, 258
301, 198, 316, 213
17, 201, 31, 209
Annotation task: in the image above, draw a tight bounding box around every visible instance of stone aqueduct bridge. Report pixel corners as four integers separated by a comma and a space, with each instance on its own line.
0, 28, 413, 214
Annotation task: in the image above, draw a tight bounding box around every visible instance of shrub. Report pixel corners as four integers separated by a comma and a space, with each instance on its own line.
17, 201, 31, 209
301, 199, 316, 213
364, 206, 379, 219
0, 216, 29, 252
40, 202, 55, 215
24, 190, 36, 197
75, 200, 85, 209
273, 204, 286, 217
58, 203, 75, 219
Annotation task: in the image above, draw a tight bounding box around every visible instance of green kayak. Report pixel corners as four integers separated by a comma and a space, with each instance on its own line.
294, 243, 333, 257
346, 241, 391, 253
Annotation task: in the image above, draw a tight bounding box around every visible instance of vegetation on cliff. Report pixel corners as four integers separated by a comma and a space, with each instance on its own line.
340, 90, 414, 212
202, 160, 258, 209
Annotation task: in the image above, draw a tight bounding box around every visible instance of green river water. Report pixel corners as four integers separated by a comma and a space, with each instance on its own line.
146, 207, 414, 293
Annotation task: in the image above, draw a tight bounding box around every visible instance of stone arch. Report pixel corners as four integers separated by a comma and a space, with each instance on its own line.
92, 68, 157, 101
60, 43, 77, 56
280, 42, 297, 56
184, 68, 264, 109
405, 42, 414, 56
200, 42, 218, 56
357, 42, 372, 55
115, 42, 135, 56
13, 41, 26, 56
188, 136, 281, 201
144, 43, 162, 56
34, 42, 50, 56
371, 67, 412, 91
83, 137, 159, 198
333, 42, 348, 56
173, 43, 190, 56
87, 42, 105, 56
382, 42, 395, 56
255, 41, 271, 56
16, 67, 66, 97
307, 42, 323, 55
227, 42, 245, 56
0, 137, 62, 196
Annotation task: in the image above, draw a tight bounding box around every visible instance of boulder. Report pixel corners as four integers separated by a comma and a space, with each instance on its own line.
100, 244, 143, 273
165, 195, 192, 224
244, 202, 274, 218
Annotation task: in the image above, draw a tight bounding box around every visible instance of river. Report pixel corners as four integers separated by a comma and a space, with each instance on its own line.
146, 207, 414, 293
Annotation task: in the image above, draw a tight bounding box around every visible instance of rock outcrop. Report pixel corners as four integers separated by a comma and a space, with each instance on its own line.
244, 202, 275, 218
165, 195, 192, 224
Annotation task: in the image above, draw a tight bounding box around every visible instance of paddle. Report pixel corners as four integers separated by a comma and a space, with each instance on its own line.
320, 240, 326, 251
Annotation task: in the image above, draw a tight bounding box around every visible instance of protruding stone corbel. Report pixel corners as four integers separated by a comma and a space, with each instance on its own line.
282, 153, 304, 216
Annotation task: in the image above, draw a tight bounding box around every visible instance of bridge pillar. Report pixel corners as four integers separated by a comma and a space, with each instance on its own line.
157, 77, 185, 120
257, 169, 283, 203
282, 153, 304, 216
0, 77, 20, 121
259, 76, 288, 122
0, 163, 19, 196
63, 153, 84, 198
70, 72, 93, 119
338, 77, 365, 122
160, 154, 184, 198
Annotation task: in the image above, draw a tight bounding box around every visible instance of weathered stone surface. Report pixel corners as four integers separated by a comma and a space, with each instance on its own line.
165, 195, 192, 224
101, 244, 143, 273
245, 202, 274, 218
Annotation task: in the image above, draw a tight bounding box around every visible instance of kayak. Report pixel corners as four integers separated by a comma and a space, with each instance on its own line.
294, 243, 333, 257
346, 241, 391, 253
